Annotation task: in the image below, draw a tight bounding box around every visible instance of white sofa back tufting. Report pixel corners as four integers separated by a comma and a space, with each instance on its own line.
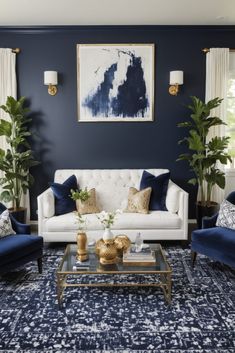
54, 169, 169, 213
37, 169, 188, 242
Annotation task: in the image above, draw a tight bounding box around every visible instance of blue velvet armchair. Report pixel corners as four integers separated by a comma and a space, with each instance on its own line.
0, 203, 43, 274
191, 191, 235, 269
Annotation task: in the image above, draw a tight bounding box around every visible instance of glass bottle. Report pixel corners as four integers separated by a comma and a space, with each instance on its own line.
135, 232, 143, 252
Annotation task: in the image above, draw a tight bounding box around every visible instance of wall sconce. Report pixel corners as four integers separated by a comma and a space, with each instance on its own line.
169, 71, 184, 96
44, 71, 58, 96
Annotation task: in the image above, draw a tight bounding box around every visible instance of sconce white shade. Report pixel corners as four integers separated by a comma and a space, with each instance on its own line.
169, 71, 184, 85
44, 71, 58, 85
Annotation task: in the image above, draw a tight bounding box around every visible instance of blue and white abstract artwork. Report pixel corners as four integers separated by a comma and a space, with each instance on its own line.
77, 44, 154, 122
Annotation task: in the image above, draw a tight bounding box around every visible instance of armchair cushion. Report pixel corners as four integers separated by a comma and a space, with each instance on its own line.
50, 174, 78, 215
0, 234, 43, 267
0, 210, 16, 237
140, 170, 170, 211
192, 226, 235, 263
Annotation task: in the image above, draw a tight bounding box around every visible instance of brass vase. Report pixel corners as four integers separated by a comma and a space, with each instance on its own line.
76, 232, 88, 261
99, 239, 117, 265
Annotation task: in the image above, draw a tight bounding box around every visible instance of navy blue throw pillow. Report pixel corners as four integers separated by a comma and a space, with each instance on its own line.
50, 175, 78, 215
140, 170, 170, 211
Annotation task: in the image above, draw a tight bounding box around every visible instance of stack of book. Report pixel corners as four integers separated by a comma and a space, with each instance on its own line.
73, 259, 90, 271
123, 245, 156, 266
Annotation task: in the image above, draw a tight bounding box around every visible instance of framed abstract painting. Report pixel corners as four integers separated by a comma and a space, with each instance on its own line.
77, 44, 155, 122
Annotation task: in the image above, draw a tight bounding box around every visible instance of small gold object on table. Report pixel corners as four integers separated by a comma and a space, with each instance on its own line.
97, 239, 117, 265
95, 234, 131, 265
76, 232, 88, 261
114, 235, 131, 260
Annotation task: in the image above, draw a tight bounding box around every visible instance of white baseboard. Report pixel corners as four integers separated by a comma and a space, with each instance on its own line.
29, 220, 38, 225
188, 219, 196, 224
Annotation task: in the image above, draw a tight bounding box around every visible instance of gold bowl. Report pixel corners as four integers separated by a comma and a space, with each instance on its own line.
114, 235, 131, 259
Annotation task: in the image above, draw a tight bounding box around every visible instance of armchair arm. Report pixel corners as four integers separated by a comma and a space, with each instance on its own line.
10, 215, 31, 234
0, 202, 31, 234
202, 213, 218, 229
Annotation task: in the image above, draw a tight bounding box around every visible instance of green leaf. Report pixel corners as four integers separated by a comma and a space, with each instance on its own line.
0, 190, 12, 202
188, 130, 205, 151
177, 122, 192, 128
0, 148, 5, 158
0, 119, 12, 137
188, 178, 197, 185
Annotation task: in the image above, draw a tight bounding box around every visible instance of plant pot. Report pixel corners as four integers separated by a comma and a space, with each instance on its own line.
196, 202, 220, 229
9, 207, 27, 223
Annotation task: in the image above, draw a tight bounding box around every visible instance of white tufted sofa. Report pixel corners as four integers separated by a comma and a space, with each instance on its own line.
37, 169, 188, 242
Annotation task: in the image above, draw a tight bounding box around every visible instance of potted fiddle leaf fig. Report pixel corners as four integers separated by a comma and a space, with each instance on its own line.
177, 96, 232, 228
0, 96, 39, 222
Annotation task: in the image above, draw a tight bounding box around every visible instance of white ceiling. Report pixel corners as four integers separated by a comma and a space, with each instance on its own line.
0, 0, 235, 26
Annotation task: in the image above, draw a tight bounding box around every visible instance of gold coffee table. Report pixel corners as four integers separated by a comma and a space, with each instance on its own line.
56, 243, 172, 308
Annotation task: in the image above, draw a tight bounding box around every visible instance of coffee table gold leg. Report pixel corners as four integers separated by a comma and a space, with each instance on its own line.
57, 273, 66, 309
166, 272, 172, 304
160, 273, 172, 304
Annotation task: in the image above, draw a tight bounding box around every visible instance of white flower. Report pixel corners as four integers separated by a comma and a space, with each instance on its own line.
97, 209, 121, 229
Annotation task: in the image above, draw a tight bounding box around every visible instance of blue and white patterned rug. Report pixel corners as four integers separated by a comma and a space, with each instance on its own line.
0, 245, 234, 353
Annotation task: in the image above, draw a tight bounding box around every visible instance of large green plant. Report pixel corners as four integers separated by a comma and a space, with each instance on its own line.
177, 96, 232, 206
0, 96, 39, 210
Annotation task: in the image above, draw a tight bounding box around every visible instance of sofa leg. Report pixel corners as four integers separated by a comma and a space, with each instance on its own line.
191, 251, 197, 267
37, 257, 43, 274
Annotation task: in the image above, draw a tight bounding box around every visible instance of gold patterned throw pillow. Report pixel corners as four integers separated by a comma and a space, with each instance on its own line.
76, 188, 100, 215
125, 187, 152, 214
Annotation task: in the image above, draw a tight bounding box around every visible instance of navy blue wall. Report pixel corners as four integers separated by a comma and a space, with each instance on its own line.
0, 25, 235, 219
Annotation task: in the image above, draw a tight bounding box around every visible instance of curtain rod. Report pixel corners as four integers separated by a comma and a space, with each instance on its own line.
202, 48, 235, 53
12, 48, 20, 54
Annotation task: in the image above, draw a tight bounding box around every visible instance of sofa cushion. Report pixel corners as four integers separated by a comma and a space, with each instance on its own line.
216, 199, 235, 230
0, 210, 16, 238
140, 170, 170, 211
192, 227, 235, 257
76, 188, 100, 215
43, 211, 181, 232
0, 234, 43, 266
50, 175, 77, 215
125, 187, 152, 214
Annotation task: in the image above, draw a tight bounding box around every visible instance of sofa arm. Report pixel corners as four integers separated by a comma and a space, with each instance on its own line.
37, 188, 55, 235
202, 213, 218, 229
177, 185, 189, 240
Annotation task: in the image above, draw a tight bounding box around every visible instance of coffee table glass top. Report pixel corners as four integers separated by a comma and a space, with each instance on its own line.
58, 243, 171, 274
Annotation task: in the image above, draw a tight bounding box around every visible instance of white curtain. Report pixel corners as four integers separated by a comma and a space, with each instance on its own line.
0, 49, 30, 220
0, 48, 17, 203
205, 48, 229, 203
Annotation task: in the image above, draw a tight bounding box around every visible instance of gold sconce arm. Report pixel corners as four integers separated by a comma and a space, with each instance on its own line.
48, 84, 58, 96
169, 84, 179, 96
